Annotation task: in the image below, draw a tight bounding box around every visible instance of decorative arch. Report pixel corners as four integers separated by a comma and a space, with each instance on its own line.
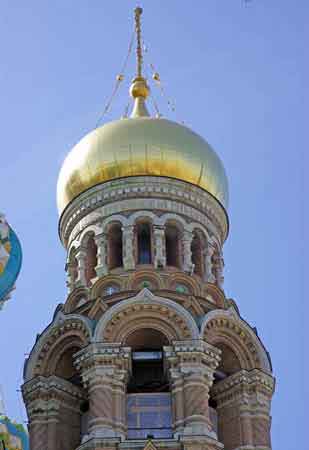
200, 308, 271, 372
168, 273, 201, 296
102, 214, 129, 230
24, 313, 92, 381
127, 210, 157, 226
187, 221, 211, 241
156, 213, 187, 229
128, 270, 164, 291
94, 289, 199, 343
91, 274, 124, 299
79, 224, 102, 243
202, 283, 226, 308
64, 286, 89, 313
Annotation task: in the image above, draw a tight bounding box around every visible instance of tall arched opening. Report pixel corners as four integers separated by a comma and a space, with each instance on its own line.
125, 328, 172, 439
191, 230, 206, 277
165, 222, 181, 268
107, 222, 123, 270
85, 235, 97, 286
136, 221, 152, 264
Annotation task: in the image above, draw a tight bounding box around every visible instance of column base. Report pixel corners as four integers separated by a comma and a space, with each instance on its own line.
180, 435, 223, 450
77, 437, 121, 450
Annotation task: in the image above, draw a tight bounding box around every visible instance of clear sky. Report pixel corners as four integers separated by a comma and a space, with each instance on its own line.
0, 1, 306, 448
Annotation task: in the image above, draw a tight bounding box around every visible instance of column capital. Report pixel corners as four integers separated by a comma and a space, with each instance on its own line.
74, 343, 132, 384
165, 339, 221, 375
94, 232, 107, 244
211, 369, 275, 408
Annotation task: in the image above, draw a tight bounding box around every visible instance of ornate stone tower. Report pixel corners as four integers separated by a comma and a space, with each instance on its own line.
22, 8, 275, 450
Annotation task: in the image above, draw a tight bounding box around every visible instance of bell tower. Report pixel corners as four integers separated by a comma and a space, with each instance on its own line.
22, 8, 275, 450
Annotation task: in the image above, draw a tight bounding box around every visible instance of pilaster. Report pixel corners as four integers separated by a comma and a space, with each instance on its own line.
122, 225, 135, 270
211, 369, 275, 450
153, 225, 166, 268
205, 245, 216, 284
76, 246, 87, 286
182, 231, 194, 273
164, 340, 221, 440
22, 376, 85, 450
74, 343, 131, 443
66, 261, 77, 293
95, 233, 108, 277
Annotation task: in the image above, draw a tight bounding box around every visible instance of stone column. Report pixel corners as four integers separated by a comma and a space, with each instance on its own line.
215, 250, 224, 288
74, 343, 131, 443
168, 369, 185, 436
66, 261, 76, 293
75, 246, 87, 286
153, 225, 166, 268
122, 225, 135, 270
205, 244, 216, 283
211, 369, 274, 450
165, 340, 221, 439
182, 230, 194, 273
22, 376, 84, 450
94, 233, 108, 277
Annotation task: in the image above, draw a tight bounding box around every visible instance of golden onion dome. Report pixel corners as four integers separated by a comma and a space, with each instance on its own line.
57, 114, 229, 215
57, 8, 229, 216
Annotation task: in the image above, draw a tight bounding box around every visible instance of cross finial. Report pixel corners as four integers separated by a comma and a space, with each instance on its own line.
134, 7, 143, 78
129, 7, 150, 117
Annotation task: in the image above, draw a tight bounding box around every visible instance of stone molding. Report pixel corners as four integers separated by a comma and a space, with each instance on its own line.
212, 369, 274, 397
74, 343, 132, 382
24, 312, 92, 381
164, 340, 221, 380
59, 176, 228, 247
22, 375, 84, 420
200, 308, 272, 373
93, 289, 200, 342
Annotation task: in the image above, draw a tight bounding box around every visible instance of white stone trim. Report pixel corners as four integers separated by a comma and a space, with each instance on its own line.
200, 308, 272, 373
93, 288, 199, 342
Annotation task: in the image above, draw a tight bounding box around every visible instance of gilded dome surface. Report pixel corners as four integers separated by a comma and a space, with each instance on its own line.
57, 117, 229, 214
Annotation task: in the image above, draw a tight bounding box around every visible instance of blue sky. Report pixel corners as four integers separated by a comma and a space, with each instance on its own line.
0, 1, 306, 448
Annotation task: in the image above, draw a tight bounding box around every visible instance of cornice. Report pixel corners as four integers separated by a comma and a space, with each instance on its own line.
59, 177, 228, 247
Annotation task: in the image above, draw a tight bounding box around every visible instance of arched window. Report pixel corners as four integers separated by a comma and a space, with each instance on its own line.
125, 329, 172, 439
55, 346, 82, 385
191, 230, 205, 277
85, 236, 97, 286
54, 345, 87, 447
137, 222, 152, 264
107, 223, 123, 270
165, 223, 181, 268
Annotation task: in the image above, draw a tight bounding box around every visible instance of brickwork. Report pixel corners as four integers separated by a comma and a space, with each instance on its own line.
23, 172, 274, 450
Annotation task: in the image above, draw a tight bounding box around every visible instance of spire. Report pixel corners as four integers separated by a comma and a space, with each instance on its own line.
130, 7, 150, 118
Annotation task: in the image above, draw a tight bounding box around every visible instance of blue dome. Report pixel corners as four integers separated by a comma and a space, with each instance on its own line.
0, 416, 29, 450
0, 219, 22, 305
